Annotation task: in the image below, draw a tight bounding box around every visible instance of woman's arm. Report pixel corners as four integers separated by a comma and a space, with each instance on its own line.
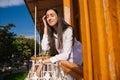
41, 15, 50, 51
41, 34, 50, 51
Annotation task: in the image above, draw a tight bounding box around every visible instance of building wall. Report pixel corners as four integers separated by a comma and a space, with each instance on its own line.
63, 0, 120, 80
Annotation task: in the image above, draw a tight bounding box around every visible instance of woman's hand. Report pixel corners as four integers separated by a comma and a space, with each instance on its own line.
42, 59, 51, 64
42, 15, 47, 26
42, 15, 48, 34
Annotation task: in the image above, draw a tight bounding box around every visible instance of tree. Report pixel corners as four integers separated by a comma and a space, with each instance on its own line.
12, 35, 39, 68
0, 24, 39, 69
0, 24, 16, 64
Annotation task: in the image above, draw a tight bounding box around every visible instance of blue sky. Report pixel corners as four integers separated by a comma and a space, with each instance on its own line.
0, 0, 39, 39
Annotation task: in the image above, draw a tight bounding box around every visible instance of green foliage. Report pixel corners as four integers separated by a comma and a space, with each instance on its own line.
0, 24, 39, 69
11, 35, 39, 68
13, 35, 32, 58
13, 35, 39, 58
0, 24, 16, 63
3, 72, 28, 80
42, 50, 51, 56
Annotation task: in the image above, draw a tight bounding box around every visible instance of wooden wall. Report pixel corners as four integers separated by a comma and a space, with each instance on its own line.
64, 0, 120, 80
78, 0, 120, 80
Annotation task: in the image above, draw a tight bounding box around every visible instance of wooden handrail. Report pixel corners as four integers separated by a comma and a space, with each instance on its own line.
31, 56, 51, 60
60, 60, 83, 80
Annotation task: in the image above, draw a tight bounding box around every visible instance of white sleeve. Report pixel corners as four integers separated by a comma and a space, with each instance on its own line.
41, 34, 50, 51
50, 27, 73, 63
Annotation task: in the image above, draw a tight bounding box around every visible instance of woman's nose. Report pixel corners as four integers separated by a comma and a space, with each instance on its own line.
47, 17, 51, 21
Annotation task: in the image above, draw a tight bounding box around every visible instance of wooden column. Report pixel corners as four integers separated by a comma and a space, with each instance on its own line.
79, 0, 93, 80
88, 0, 111, 79
63, 0, 73, 25
105, 0, 120, 80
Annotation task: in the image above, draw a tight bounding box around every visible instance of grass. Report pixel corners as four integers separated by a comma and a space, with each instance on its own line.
3, 72, 28, 80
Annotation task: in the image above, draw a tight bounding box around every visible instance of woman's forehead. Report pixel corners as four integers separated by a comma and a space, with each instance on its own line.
46, 9, 56, 15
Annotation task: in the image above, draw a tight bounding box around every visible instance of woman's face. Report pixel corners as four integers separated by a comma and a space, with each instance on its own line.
46, 9, 58, 27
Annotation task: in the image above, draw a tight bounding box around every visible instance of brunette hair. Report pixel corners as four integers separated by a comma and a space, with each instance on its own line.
44, 8, 73, 55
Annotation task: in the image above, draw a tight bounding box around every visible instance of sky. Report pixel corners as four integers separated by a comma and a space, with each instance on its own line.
0, 0, 39, 39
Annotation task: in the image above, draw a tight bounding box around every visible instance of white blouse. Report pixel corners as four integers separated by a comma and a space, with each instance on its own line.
41, 27, 82, 65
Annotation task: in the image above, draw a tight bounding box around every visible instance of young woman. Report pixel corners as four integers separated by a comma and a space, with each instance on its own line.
34, 8, 82, 79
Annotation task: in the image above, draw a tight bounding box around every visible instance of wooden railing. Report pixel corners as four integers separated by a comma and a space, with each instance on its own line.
60, 60, 83, 80
26, 56, 83, 80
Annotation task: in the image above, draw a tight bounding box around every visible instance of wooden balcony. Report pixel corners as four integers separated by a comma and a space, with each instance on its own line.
25, 56, 83, 80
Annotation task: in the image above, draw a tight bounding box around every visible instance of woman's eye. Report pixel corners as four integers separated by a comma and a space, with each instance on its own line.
50, 14, 54, 17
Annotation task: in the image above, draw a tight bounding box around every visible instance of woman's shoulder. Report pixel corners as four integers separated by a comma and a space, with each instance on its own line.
64, 26, 73, 33
67, 26, 73, 30
63, 26, 73, 36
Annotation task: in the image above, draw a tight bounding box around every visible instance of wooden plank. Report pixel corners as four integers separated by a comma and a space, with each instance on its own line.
105, 0, 117, 80
79, 0, 93, 80
117, 0, 120, 28
116, 1, 120, 79
87, 0, 110, 79
106, 0, 120, 79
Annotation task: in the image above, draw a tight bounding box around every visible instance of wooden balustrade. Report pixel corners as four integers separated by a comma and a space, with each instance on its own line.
31, 56, 83, 79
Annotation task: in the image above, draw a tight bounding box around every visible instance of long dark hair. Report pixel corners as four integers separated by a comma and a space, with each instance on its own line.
44, 8, 72, 55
